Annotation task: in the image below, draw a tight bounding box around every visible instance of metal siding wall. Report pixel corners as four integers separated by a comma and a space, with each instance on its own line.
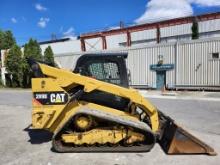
126, 48, 152, 86
131, 40, 157, 47
163, 45, 176, 86
85, 38, 102, 51
161, 35, 192, 43
39, 20, 220, 55
161, 38, 177, 43
177, 39, 220, 86
200, 31, 220, 39
55, 50, 126, 70
123, 44, 175, 87
55, 54, 82, 70
106, 34, 127, 49
161, 23, 192, 37
40, 39, 81, 54
199, 19, 220, 33
131, 29, 156, 41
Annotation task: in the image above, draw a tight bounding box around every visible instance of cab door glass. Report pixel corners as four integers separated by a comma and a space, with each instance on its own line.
88, 62, 121, 85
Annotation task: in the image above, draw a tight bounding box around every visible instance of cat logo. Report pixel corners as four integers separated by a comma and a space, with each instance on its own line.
34, 91, 68, 105
50, 93, 66, 103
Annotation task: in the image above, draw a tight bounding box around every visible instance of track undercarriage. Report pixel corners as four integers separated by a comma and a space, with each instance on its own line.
52, 111, 156, 152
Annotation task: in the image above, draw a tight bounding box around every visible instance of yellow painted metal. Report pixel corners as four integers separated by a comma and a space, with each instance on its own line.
75, 115, 91, 130
61, 128, 145, 145
62, 129, 126, 145
49, 101, 141, 134
126, 131, 145, 144
31, 78, 67, 129
34, 63, 159, 132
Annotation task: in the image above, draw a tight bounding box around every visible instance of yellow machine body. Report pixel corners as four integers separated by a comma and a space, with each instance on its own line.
30, 60, 216, 155
31, 63, 159, 132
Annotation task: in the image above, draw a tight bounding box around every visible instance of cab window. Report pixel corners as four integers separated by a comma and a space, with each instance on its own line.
88, 62, 121, 85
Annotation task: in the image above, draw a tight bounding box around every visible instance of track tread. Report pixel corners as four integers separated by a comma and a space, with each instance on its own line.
52, 139, 154, 153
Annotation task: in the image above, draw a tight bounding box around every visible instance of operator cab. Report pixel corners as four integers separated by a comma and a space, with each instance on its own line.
73, 53, 130, 110
74, 53, 129, 88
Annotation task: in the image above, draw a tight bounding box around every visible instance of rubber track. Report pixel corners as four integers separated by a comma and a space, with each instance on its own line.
52, 139, 155, 153
52, 107, 156, 153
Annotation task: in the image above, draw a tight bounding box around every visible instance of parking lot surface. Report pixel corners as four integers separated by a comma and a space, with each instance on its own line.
0, 90, 220, 165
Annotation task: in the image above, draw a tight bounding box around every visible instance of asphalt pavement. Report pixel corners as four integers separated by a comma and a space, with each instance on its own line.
0, 89, 220, 165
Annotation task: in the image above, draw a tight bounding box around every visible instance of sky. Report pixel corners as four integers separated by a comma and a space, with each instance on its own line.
0, 0, 220, 45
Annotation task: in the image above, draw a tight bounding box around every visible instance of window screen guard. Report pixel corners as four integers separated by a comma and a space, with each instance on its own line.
88, 62, 121, 85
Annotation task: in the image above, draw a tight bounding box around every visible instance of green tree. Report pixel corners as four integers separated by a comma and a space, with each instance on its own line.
0, 30, 4, 50
23, 38, 42, 60
0, 30, 2, 71
191, 19, 199, 40
0, 30, 16, 50
23, 38, 42, 87
44, 46, 55, 65
5, 44, 23, 87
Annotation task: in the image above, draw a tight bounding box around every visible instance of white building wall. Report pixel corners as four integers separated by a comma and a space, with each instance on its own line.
1, 50, 8, 85
176, 38, 220, 87
40, 39, 81, 54
37, 19, 220, 53
130, 29, 157, 46
131, 29, 156, 41
160, 23, 192, 37
199, 19, 220, 33
125, 44, 175, 88
33, 18, 220, 54
54, 53, 82, 70
106, 34, 127, 49
200, 31, 220, 39
84, 37, 102, 51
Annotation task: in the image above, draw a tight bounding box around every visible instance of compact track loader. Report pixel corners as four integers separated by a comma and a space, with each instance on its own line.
29, 53, 216, 155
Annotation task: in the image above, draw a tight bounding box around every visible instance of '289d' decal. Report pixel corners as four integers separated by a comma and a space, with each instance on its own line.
33, 92, 68, 105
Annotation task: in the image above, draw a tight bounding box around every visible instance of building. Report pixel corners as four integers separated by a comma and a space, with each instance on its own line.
39, 12, 220, 53
54, 37, 220, 90
1, 12, 220, 90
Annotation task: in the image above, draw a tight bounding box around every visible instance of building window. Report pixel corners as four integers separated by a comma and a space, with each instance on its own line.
212, 52, 219, 59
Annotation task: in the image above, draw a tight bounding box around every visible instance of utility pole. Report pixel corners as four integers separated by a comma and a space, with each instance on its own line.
51, 33, 57, 41
120, 21, 124, 29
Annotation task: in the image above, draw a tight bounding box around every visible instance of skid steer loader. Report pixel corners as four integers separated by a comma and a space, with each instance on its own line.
29, 53, 216, 155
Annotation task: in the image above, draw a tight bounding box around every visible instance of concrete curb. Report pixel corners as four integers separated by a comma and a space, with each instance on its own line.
0, 89, 31, 92
140, 93, 220, 101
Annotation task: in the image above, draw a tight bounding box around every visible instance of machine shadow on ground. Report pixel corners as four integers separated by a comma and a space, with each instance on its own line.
23, 125, 53, 144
